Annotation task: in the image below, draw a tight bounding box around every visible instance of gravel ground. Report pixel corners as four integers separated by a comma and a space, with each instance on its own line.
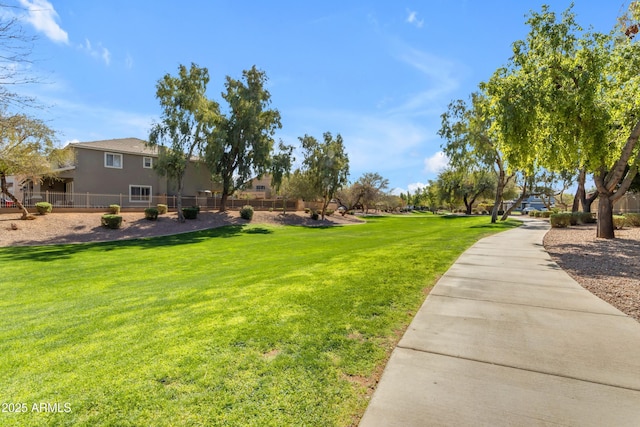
544, 224, 640, 322
0, 210, 363, 247
2, 211, 638, 322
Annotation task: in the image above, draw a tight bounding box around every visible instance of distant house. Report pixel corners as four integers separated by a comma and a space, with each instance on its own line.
505, 195, 555, 212
238, 174, 275, 199
22, 138, 216, 207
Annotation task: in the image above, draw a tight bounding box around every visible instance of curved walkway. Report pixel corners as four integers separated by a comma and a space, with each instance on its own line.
360, 218, 640, 426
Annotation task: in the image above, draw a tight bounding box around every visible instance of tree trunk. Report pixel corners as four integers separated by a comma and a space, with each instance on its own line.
491, 171, 506, 223
176, 177, 185, 223
572, 169, 586, 212
596, 193, 615, 239
219, 191, 229, 212
0, 172, 30, 219
464, 193, 472, 215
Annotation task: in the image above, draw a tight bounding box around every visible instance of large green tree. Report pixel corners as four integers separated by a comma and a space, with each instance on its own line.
437, 167, 495, 215
298, 132, 349, 220
0, 112, 69, 219
486, 4, 640, 238
205, 66, 282, 212
439, 93, 516, 223
148, 63, 219, 222
335, 172, 389, 214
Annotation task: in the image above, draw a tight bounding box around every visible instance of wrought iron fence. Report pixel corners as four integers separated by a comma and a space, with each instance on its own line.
12, 191, 297, 211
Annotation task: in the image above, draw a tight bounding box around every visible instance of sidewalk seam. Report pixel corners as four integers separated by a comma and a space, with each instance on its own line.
428, 293, 629, 318
394, 345, 640, 393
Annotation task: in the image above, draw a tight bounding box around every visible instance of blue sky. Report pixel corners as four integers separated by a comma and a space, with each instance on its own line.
4, 1, 623, 194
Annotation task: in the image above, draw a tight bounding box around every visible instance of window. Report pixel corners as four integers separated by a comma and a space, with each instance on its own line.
143, 157, 153, 168
105, 152, 123, 169
255, 185, 266, 191
129, 185, 152, 202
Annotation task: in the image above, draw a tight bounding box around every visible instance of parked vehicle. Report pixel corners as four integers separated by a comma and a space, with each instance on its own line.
1, 196, 15, 207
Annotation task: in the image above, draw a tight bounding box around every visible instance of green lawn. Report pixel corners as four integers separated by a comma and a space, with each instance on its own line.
0, 215, 518, 426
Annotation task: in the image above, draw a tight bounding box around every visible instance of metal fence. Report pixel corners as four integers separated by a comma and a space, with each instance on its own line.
9, 191, 298, 211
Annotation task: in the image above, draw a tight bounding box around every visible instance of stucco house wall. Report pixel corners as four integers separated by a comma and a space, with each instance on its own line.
26, 138, 216, 207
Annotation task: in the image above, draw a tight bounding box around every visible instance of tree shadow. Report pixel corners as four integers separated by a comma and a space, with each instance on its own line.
242, 227, 273, 235
0, 224, 246, 263
546, 233, 640, 281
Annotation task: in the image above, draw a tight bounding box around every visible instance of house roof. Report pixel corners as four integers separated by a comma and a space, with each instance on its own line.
69, 138, 158, 156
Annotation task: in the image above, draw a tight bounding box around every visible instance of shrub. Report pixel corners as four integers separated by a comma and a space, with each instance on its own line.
325, 209, 334, 216
240, 205, 254, 220
157, 204, 168, 215
528, 210, 537, 217
311, 211, 319, 220
541, 211, 552, 218
613, 215, 626, 230
109, 204, 120, 214
569, 212, 580, 226
101, 214, 122, 229
304, 208, 311, 214
624, 213, 640, 227
550, 213, 571, 228
182, 207, 198, 220
144, 208, 159, 221
35, 202, 52, 215
534, 211, 542, 218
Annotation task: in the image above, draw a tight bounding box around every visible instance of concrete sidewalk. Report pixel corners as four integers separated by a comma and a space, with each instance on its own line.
360, 218, 640, 426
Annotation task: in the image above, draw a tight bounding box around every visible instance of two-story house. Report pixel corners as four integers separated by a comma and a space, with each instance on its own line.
24, 138, 216, 208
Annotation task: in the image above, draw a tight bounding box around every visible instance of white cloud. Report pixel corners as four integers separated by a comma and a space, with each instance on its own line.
79, 38, 111, 66
424, 151, 449, 173
408, 182, 427, 193
389, 43, 464, 116
101, 47, 111, 66
125, 53, 134, 69
19, 0, 68, 44
406, 10, 424, 28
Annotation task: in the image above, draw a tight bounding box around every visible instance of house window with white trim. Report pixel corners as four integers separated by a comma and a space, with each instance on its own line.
143, 157, 153, 168
105, 152, 123, 169
129, 185, 152, 202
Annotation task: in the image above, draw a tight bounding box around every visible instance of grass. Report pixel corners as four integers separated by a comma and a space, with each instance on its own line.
0, 215, 519, 426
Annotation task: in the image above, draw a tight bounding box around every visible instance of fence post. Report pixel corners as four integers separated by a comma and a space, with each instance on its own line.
86, 192, 89, 208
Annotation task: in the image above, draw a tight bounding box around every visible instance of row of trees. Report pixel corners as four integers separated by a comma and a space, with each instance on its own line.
148, 63, 358, 222
437, 3, 640, 238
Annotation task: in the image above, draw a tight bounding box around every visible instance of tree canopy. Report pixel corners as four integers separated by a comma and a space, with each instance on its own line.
484, 4, 640, 238
0, 112, 69, 218
205, 66, 283, 212
297, 132, 349, 219
148, 63, 218, 222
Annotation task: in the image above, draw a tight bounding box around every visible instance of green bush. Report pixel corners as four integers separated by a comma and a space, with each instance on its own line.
311, 211, 319, 220
541, 211, 552, 218
182, 207, 198, 220
109, 204, 120, 214
613, 215, 626, 230
304, 208, 311, 214
144, 208, 159, 221
35, 202, 52, 215
528, 210, 537, 217
579, 212, 596, 224
157, 204, 168, 215
624, 213, 640, 227
240, 205, 254, 220
325, 209, 334, 216
550, 213, 572, 228
101, 214, 122, 229
534, 211, 542, 218
569, 212, 580, 226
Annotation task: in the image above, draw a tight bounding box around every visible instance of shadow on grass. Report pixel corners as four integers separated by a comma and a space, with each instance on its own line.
469, 221, 521, 230
242, 227, 273, 235
0, 224, 248, 262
